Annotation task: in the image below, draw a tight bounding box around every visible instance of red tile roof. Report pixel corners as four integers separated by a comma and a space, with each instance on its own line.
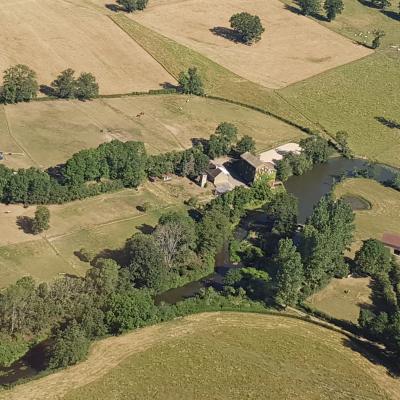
382, 233, 400, 250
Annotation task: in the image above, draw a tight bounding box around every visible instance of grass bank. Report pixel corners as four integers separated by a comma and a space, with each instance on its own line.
3, 312, 397, 400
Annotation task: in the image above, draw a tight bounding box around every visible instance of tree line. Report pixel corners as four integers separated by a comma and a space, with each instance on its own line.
0, 65, 99, 104
0, 121, 259, 205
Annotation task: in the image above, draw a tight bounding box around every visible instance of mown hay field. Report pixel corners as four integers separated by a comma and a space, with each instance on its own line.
280, 52, 400, 167
129, 0, 371, 89
0, 95, 305, 169
0, 0, 175, 94
1, 313, 398, 400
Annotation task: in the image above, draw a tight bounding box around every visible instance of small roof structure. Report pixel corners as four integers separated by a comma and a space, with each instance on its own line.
382, 233, 400, 250
240, 152, 264, 169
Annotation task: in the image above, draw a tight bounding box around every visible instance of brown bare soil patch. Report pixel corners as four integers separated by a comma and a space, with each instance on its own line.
128, 0, 372, 89
0, 0, 175, 94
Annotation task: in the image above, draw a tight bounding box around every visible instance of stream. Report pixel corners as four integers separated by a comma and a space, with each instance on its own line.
0, 157, 397, 386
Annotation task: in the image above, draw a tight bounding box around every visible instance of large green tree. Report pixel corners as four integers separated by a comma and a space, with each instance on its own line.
229, 12, 265, 44
32, 205, 50, 234
355, 239, 392, 276
48, 322, 90, 369
274, 239, 304, 307
265, 192, 298, 237
2, 64, 38, 104
297, 0, 321, 15
324, 0, 344, 21
51, 68, 77, 99
126, 233, 168, 291
178, 67, 204, 95
117, 0, 148, 12
76, 72, 99, 100
207, 122, 238, 158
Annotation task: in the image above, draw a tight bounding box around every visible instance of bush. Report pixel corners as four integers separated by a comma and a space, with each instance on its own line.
48, 322, 91, 369
229, 12, 265, 44
32, 205, 50, 234
117, 0, 149, 12
0, 334, 29, 367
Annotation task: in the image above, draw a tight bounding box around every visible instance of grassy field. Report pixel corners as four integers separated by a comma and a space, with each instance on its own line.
110, 14, 317, 132
307, 178, 400, 322
280, 51, 400, 167
307, 276, 372, 322
0, 95, 305, 169
2, 312, 397, 400
334, 178, 400, 249
0, 179, 211, 288
281, 0, 400, 49
129, 0, 370, 89
278, 0, 400, 167
0, 0, 174, 94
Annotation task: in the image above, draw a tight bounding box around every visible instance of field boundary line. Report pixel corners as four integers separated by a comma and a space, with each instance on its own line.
1, 106, 40, 167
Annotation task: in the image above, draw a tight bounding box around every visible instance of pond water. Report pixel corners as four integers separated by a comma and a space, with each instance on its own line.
1, 157, 397, 387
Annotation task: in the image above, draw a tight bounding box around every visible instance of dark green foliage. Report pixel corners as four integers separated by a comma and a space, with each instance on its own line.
287, 153, 313, 176
48, 322, 90, 369
300, 195, 354, 292
178, 67, 204, 95
355, 239, 392, 276
0, 334, 29, 367
235, 135, 256, 155
297, 0, 321, 15
206, 122, 238, 158
126, 233, 168, 291
75, 72, 99, 100
229, 12, 265, 44
299, 136, 330, 164
390, 173, 400, 191
51, 69, 77, 99
85, 259, 120, 297
1, 64, 38, 104
276, 158, 293, 182
274, 239, 304, 307
324, 0, 344, 21
32, 205, 50, 234
104, 290, 158, 334
117, 0, 148, 12
335, 130, 353, 158
265, 192, 298, 237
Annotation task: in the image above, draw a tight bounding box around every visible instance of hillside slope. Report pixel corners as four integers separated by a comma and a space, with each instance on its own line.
2, 313, 399, 400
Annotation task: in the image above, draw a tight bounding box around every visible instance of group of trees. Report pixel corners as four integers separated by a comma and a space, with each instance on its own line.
297, 0, 344, 21
0, 65, 99, 104
276, 135, 330, 182
51, 69, 99, 100
355, 239, 400, 357
178, 67, 204, 96
224, 191, 355, 308
0, 140, 146, 205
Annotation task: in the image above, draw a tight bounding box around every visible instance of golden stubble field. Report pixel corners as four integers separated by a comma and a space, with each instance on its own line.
0, 0, 175, 94
128, 0, 372, 89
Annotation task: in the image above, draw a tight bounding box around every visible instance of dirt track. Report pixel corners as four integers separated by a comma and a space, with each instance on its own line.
1, 312, 399, 400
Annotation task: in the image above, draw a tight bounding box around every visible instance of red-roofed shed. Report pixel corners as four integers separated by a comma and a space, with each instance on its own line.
382, 233, 400, 258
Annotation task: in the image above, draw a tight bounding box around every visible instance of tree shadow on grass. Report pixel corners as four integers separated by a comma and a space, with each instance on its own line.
284, 3, 302, 14
342, 336, 400, 377
93, 247, 130, 267
136, 223, 155, 234
105, 4, 124, 12
375, 116, 400, 129
381, 9, 400, 21
209, 27, 243, 44
39, 85, 55, 97
16, 216, 34, 234
159, 82, 179, 90
357, 0, 379, 8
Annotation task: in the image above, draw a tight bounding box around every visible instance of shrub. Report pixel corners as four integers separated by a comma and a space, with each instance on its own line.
2, 64, 38, 104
